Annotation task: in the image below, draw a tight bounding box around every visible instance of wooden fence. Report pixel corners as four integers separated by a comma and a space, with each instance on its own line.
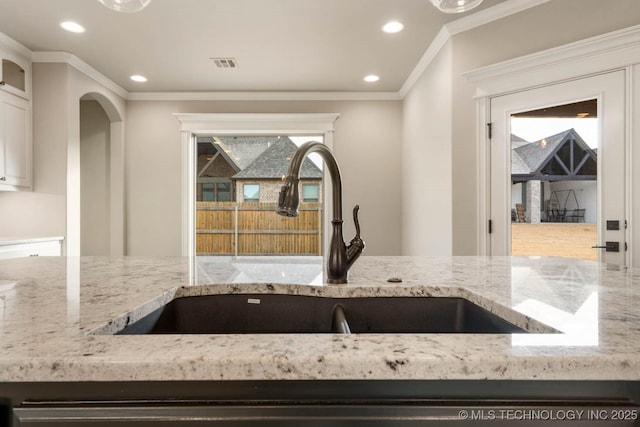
196, 202, 323, 255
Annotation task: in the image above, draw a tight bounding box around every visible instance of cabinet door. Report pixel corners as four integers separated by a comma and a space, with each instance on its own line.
0, 92, 31, 189
0, 51, 31, 100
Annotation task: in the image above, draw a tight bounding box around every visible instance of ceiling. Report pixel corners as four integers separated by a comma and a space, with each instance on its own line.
0, 0, 507, 93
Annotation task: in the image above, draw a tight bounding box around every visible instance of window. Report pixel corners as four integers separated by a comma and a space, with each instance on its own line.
243, 184, 260, 202
302, 183, 319, 202
202, 183, 215, 201
176, 112, 338, 257
217, 182, 231, 201
198, 181, 233, 202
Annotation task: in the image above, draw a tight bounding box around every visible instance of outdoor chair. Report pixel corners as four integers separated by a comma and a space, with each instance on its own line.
549, 208, 566, 222
564, 208, 586, 223
515, 204, 526, 223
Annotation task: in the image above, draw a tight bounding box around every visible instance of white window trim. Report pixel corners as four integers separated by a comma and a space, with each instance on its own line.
174, 113, 340, 257
464, 24, 640, 261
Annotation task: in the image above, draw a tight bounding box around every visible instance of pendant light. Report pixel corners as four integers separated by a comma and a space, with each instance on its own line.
97, 0, 152, 13
430, 0, 483, 13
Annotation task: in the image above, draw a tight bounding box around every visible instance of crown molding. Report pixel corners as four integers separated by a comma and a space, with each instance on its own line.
32, 51, 128, 99
0, 32, 32, 59
128, 91, 402, 101
399, 0, 551, 98
399, 26, 451, 98
29, 51, 400, 101
464, 24, 640, 96
174, 113, 340, 133
445, 0, 551, 36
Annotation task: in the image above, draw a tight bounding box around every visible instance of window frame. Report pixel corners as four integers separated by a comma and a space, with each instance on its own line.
176, 113, 339, 258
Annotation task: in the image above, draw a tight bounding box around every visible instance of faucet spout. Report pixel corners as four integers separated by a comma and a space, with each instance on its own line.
277, 141, 364, 284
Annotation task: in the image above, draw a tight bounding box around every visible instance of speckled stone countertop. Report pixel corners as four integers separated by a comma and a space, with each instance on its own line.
0, 255, 639, 382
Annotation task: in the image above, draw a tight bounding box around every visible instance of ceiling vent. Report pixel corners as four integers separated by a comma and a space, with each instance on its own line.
211, 58, 238, 68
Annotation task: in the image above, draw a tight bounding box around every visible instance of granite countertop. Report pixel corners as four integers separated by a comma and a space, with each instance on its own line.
0, 255, 639, 383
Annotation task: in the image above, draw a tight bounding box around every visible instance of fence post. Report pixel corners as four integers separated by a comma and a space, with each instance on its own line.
234, 203, 239, 257
318, 206, 322, 255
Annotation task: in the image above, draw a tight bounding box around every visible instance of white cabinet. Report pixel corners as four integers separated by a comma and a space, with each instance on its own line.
0, 35, 32, 191
0, 91, 31, 189
0, 34, 31, 100
0, 238, 63, 260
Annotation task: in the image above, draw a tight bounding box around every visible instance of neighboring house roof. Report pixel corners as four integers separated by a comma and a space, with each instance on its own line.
215, 136, 276, 170
232, 137, 322, 180
511, 128, 597, 182
510, 134, 531, 174
511, 134, 530, 148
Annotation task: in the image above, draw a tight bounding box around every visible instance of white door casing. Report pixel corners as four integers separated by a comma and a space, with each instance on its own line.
464, 25, 640, 266
489, 71, 626, 265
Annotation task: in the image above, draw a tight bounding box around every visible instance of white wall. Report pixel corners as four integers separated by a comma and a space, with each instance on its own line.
0, 62, 126, 255
126, 100, 402, 256
0, 63, 68, 240
401, 41, 452, 255
80, 100, 111, 255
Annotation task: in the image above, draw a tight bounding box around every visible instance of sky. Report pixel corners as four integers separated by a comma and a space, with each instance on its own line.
289, 136, 324, 169
511, 117, 598, 148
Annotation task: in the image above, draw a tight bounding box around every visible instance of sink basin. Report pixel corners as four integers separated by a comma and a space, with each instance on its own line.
116, 294, 528, 335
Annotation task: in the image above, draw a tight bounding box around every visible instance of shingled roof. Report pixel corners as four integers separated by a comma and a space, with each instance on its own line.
232, 137, 322, 180
214, 136, 275, 170
511, 128, 597, 182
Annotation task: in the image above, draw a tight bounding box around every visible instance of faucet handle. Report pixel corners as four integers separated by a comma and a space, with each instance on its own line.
353, 205, 361, 239
347, 205, 365, 260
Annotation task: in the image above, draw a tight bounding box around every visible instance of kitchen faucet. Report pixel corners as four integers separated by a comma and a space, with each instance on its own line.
277, 141, 365, 284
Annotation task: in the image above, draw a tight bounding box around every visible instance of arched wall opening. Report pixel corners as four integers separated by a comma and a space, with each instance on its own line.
72, 89, 125, 256
80, 97, 111, 255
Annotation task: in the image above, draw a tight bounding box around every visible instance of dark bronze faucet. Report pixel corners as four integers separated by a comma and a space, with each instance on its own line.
277, 141, 365, 284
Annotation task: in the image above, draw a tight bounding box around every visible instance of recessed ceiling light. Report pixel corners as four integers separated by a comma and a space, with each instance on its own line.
130, 75, 148, 82
60, 21, 85, 33
364, 74, 380, 83
382, 21, 404, 34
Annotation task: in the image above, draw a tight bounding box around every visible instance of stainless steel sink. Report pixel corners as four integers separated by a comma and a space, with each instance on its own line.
116, 294, 529, 335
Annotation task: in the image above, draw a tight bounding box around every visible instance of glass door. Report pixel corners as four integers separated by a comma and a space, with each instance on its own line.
490, 71, 626, 266
509, 100, 598, 261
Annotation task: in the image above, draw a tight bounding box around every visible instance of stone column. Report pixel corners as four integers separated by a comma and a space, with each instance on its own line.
526, 180, 541, 224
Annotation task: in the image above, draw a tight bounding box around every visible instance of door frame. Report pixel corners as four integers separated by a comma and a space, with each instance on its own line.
488, 73, 625, 264
464, 25, 640, 265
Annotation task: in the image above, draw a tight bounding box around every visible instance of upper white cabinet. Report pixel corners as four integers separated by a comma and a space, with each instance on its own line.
0, 91, 31, 188
0, 34, 31, 100
0, 33, 32, 191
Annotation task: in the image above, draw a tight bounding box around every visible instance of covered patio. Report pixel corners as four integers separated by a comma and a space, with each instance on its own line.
511, 128, 597, 224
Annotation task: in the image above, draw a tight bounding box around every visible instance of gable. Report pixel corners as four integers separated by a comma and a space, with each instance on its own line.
512, 129, 597, 181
